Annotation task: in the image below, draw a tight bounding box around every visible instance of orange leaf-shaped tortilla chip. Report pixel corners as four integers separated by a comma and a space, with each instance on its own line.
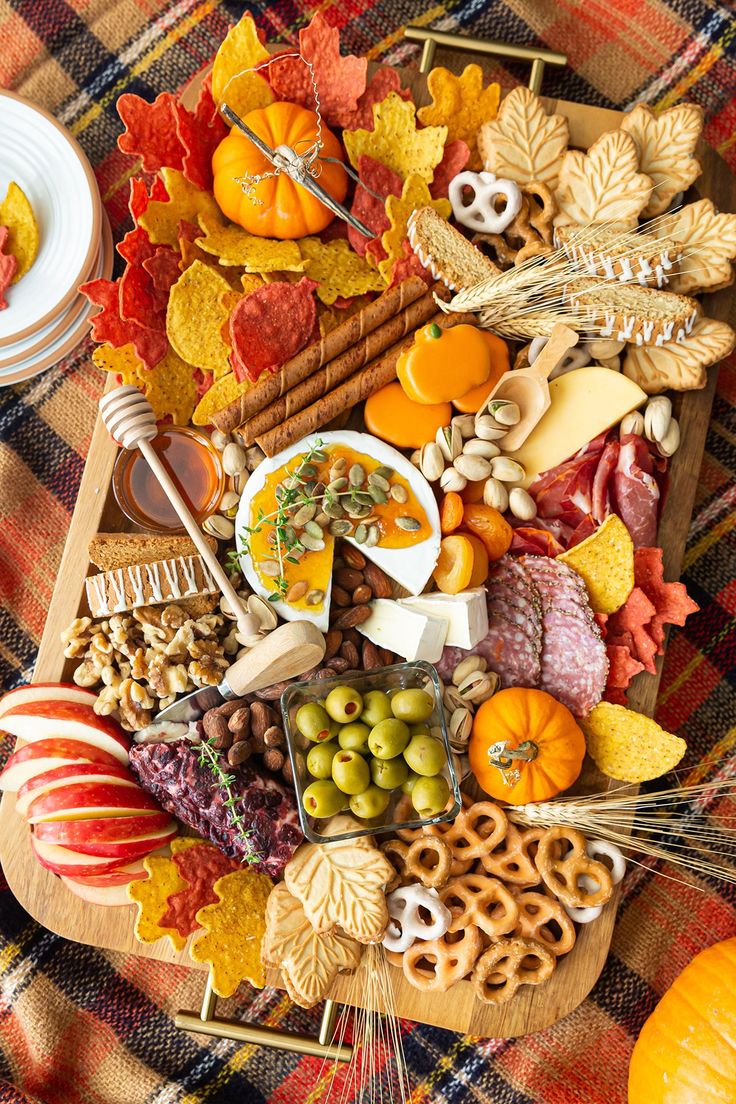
128, 854, 189, 951
190, 868, 272, 997
418, 65, 500, 171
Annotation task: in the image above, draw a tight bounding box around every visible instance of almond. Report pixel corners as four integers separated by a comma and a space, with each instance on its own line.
340, 640, 360, 668
250, 701, 277, 740
331, 605, 373, 630
363, 561, 392, 598
352, 584, 373, 604
362, 640, 382, 670
324, 629, 343, 660
342, 544, 366, 570
331, 585, 352, 607
334, 567, 364, 590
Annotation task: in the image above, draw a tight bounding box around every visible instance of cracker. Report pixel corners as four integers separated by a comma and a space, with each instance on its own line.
623, 316, 736, 393
653, 199, 736, 296
620, 103, 703, 218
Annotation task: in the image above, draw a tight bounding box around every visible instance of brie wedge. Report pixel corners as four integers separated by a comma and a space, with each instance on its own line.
357, 599, 448, 663
399, 588, 489, 650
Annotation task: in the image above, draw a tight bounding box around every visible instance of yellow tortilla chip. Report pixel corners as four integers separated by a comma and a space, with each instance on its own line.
379, 174, 451, 283
167, 259, 232, 375
91, 343, 198, 425
343, 92, 447, 183
581, 702, 687, 783
0, 182, 39, 282
299, 237, 385, 304
417, 65, 500, 170
211, 13, 273, 121
190, 869, 272, 997
128, 855, 189, 950
196, 213, 304, 272
170, 836, 208, 854
557, 514, 635, 614
192, 371, 252, 426
139, 168, 221, 249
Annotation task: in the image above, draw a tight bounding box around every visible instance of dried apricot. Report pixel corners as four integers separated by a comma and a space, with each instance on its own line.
432, 534, 474, 594
460, 478, 486, 504
464, 532, 490, 587
440, 492, 464, 534
462, 503, 512, 561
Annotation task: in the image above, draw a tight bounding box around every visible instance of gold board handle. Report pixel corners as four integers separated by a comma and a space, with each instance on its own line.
176, 975, 352, 1061
404, 27, 567, 92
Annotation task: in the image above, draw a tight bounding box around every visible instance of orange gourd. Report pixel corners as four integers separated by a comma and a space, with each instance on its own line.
469, 688, 585, 804
453, 332, 510, 413
212, 102, 348, 239
364, 382, 451, 449
628, 938, 736, 1104
396, 323, 492, 405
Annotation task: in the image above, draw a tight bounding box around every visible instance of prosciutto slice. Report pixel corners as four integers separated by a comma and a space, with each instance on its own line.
610, 434, 660, 547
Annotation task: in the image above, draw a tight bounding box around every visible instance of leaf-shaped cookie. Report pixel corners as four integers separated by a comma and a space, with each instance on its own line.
262, 883, 362, 1008
284, 830, 394, 942
554, 129, 652, 228
620, 103, 703, 218
653, 199, 736, 295
623, 316, 736, 393
477, 86, 569, 190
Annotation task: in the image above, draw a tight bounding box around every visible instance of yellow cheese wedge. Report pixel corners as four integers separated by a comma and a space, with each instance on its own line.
508, 368, 647, 488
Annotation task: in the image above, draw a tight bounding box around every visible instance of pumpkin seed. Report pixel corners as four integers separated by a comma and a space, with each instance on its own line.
366, 524, 380, 547
260, 559, 281, 578
310, 449, 328, 463
389, 483, 408, 503
368, 485, 388, 504
282, 524, 296, 545
298, 462, 318, 481
327, 476, 348, 493
346, 502, 371, 519
306, 589, 325, 606
355, 523, 368, 544
349, 463, 366, 487
300, 531, 325, 552
304, 520, 323, 539
368, 472, 390, 492
396, 516, 420, 532
282, 474, 301, 490
302, 480, 316, 497
329, 458, 347, 479
293, 502, 317, 528
354, 491, 374, 506
330, 519, 353, 537
314, 510, 330, 528
286, 580, 308, 602
375, 465, 393, 479
324, 499, 346, 519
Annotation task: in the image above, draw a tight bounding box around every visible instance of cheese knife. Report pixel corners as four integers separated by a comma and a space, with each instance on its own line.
154, 620, 326, 723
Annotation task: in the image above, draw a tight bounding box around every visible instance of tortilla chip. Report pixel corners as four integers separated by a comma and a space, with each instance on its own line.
139, 168, 221, 249
92, 343, 198, 425
211, 12, 272, 122
379, 174, 451, 283
229, 276, 317, 381
161, 843, 240, 938
192, 371, 252, 426
299, 237, 384, 304
0, 227, 17, 309
581, 702, 687, 783
166, 259, 232, 375
557, 514, 635, 614
196, 213, 303, 272
128, 854, 189, 950
190, 868, 272, 997
0, 182, 39, 282
418, 65, 500, 171
343, 93, 447, 184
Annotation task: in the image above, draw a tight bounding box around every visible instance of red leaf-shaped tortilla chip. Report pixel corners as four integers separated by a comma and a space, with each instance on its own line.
229, 277, 318, 382
0, 226, 18, 310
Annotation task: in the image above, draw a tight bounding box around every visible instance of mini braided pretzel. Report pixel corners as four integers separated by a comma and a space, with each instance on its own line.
440, 873, 519, 941
535, 826, 614, 909
398, 797, 508, 876
472, 937, 556, 1005
472, 231, 517, 270
511, 889, 577, 956
381, 837, 453, 890
522, 180, 557, 244
476, 821, 539, 886
401, 925, 483, 992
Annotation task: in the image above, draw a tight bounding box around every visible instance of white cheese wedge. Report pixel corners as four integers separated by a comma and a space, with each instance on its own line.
234, 431, 441, 632
399, 588, 489, 650
508, 368, 647, 488
357, 599, 448, 663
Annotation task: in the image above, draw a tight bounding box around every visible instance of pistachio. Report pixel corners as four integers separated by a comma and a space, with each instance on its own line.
657, 417, 680, 457
293, 502, 317, 528
355, 523, 368, 544
474, 415, 507, 441
508, 487, 537, 521
329, 457, 347, 479
449, 707, 473, 747
452, 413, 476, 438
245, 445, 265, 472
458, 669, 497, 703
349, 463, 366, 487
202, 514, 235, 541
620, 410, 645, 436
491, 456, 526, 483
483, 477, 509, 512
306, 589, 325, 606
454, 454, 492, 481
390, 483, 408, 503
420, 441, 445, 482
300, 531, 325, 552
463, 438, 500, 459
396, 515, 420, 531
443, 685, 466, 713
259, 559, 281, 578
486, 399, 520, 426
452, 654, 488, 686
222, 442, 247, 476
644, 395, 672, 444
436, 423, 462, 462
410, 449, 422, 467
219, 490, 240, 518
210, 428, 231, 451
286, 580, 308, 603
440, 467, 467, 493
248, 594, 278, 631
368, 472, 390, 492
231, 469, 249, 494
330, 519, 353, 537
366, 524, 380, 547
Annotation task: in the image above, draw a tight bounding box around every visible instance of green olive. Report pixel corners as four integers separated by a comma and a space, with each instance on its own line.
370, 755, 409, 790
403, 734, 446, 776
331, 749, 370, 795
295, 702, 332, 742
360, 690, 393, 727
302, 779, 345, 818
325, 685, 364, 724
409, 723, 430, 737
390, 689, 435, 724
349, 785, 391, 820
368, 718, 410, 760
401, 770, 421, 795
411, 775, 450, 818
338, 722, 371, 754
306, 741, 339, 780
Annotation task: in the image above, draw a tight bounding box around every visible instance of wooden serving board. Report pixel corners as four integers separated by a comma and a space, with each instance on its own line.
1, 59, 735, 1039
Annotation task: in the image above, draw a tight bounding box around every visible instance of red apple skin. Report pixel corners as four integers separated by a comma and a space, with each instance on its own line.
1, 702, 130, 763
60, 877, 140, 906
68, 860, 148, 887
26, 782, 161, 824
37, 824, 178, 860
30, 837, 130, 877
34, 812, 173, 847
0, 683, 97, 720
15, 765, 138, 819
0, 738, 123, 792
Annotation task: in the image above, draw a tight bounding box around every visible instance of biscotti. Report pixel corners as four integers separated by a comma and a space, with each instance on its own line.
555, 225, 682, 289
86, 554, 219, 617
407, 206, 500, 292
564, 279, 699, 346
88, 533, 219, 618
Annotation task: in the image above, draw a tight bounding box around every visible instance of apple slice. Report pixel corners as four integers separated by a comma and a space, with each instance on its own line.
34, 821, 177, 859
26, 782, 161, 824
0, 702, 130, 764
34, 811, 173, 848
15, 763, 137, 819
0, 738, 123, 792
60, 876, 139, 907
65, 857, 149, 887
30, 837, 131, 877
0, 683, 97, 721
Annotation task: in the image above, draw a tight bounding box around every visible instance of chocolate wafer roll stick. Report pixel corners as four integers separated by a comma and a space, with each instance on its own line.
237, 286, 442, 446
212, 276, 429, 434
256, 310, 474, 457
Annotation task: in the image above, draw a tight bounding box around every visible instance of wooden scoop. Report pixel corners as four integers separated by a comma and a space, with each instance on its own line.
483, 324, 579, 452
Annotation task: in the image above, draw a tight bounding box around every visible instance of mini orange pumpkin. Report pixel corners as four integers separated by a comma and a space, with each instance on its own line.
212, 102, 348, 239
469, 688, 585, 805
628, 937, 736, 1104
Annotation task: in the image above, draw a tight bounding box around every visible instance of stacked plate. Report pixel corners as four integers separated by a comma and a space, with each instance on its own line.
0, 89, 113, 387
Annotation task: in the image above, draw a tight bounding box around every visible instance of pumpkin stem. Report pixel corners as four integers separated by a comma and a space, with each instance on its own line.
487, 740, 539, 787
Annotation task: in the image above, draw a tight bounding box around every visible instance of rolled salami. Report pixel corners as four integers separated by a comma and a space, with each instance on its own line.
211, 276, 429, 434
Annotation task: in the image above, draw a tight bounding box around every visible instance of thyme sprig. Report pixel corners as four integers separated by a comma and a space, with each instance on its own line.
197, 736, 260, 864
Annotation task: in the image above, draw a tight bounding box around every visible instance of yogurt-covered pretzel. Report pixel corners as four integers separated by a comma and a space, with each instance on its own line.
440, 873, 519, 941
536, 826, 614, 909
401, 925, 482, 992
563, 839, 626, 923
511, 889, 577, 955
472, 937, 556, 1005
449, 171, 523, 235
382, 884, 452, 954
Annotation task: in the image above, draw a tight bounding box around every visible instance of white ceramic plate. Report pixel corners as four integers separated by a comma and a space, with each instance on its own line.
0, 211, 113, 386
0, 90, 100, 347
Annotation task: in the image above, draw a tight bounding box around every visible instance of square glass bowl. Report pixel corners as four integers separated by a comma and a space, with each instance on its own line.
281, 660, 461, 843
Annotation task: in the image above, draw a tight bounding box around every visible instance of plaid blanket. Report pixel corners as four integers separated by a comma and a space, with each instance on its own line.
1, 2, 735, 1101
